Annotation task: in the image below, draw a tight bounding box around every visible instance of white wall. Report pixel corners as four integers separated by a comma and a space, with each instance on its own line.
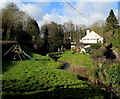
80, 30, 103, 44
80, 39, 98, 44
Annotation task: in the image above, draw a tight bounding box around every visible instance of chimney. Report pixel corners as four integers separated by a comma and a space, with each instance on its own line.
86, 30, 90, 35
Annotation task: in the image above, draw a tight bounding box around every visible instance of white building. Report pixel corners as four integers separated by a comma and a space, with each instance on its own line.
80, 30, 103, 44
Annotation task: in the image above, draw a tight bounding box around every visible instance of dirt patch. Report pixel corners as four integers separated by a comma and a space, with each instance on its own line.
68, 65, 89, 78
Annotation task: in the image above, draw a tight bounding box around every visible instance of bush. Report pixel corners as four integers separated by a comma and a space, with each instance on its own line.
89, 63, 120, 96
91, 44, 102, 50
91, 46, 106, 59
104, 63, 120, 96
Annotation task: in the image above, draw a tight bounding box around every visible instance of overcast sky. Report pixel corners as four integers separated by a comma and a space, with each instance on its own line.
0, 0, 119, 27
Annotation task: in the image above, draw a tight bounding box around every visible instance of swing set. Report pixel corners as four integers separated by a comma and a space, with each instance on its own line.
3, 44, 36, 61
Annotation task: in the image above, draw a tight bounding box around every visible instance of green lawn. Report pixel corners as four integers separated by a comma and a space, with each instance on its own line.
2, 53, 106, 99
2, 53, 63, 73
58, 51, 93, 67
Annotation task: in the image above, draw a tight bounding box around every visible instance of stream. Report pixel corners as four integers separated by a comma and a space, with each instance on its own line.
57, 60, 69, 70
60, 61, 119, 98
50, 56, 119, 99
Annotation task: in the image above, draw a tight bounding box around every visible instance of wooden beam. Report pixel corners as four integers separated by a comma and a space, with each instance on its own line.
0, 41, 18, 44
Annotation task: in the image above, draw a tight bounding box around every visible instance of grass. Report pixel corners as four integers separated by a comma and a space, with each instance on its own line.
58, 50, 120, 97
58, 50, 93, 67
2, 53, 106, 99
3, 53, 63, 73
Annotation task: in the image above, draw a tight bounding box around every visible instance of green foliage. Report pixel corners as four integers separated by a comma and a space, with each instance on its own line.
110, 28, 120, 49
2, 3, 24, 40
104, 64, 120, 93
59, 51, 120, 96
48, 52, 63, 58
91, 44, 102, 50
105, 9, 119, 33
40, 27, 49, 53
2, 54, 105, 98
25, 18, 40, 44
41, 22, 64, 52
91, 46, 106, 59
89, 63, 120, 96
2, 3, 42, 51
104, 10, 119, 50
59, 51, 92, 67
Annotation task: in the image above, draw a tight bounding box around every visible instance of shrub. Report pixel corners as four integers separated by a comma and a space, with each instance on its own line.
104, 63, 120, 96
91, 46, 106, 59
88, 63, 120, 96
91, 44, 102, 50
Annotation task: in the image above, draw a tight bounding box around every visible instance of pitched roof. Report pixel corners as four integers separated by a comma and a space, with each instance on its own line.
82, 31, 103, 39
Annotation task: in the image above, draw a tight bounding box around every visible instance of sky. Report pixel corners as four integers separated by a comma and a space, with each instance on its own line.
0, 0, 119, 27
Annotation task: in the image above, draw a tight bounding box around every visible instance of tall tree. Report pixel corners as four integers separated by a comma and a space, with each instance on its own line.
40, 22, 64, 52
105, 9, 119, 34
2, 3, 25, 40
40, 26, 49, 53
2, 3, 42, 52
23, 17, 41, 50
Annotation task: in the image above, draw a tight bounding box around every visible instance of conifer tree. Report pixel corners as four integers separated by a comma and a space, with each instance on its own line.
105, 9, 119, 34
